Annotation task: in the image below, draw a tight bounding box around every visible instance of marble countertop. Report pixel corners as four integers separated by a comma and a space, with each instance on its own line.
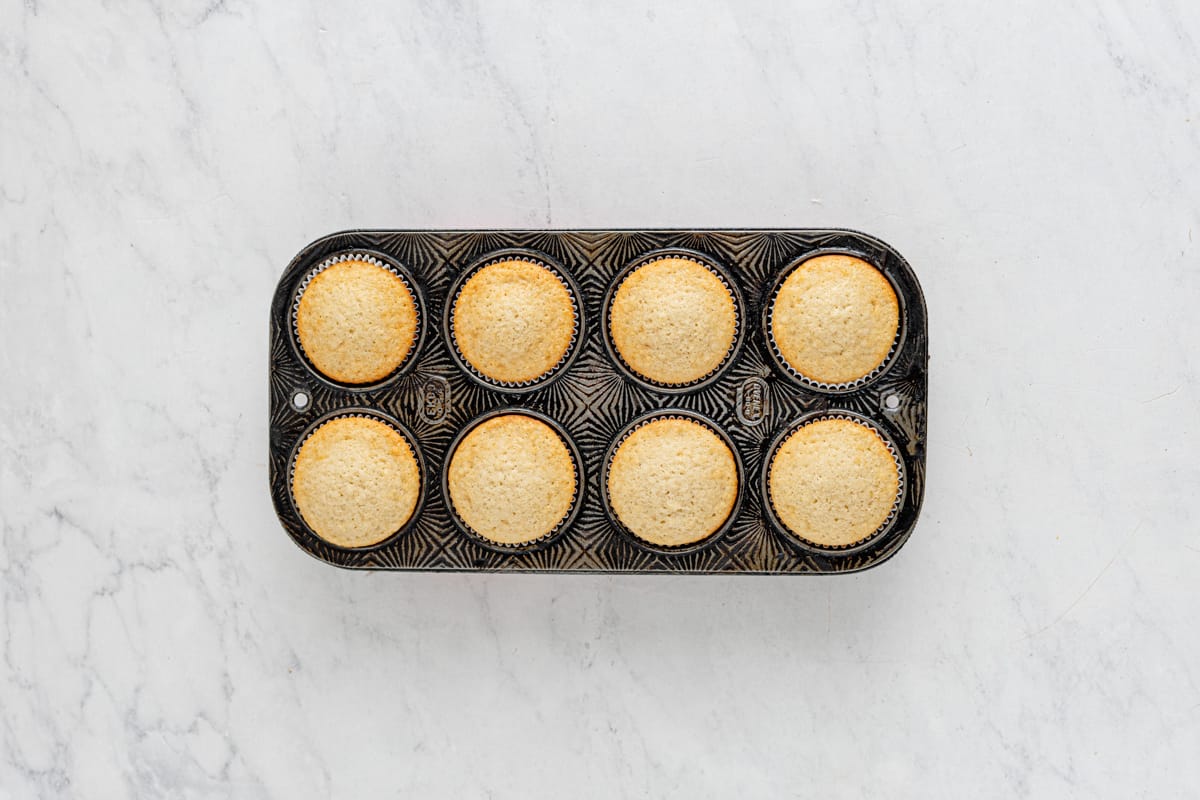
3, 1, 1198, 797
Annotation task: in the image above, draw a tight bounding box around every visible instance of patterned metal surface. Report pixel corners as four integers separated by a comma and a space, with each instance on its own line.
269, 229, 928, 573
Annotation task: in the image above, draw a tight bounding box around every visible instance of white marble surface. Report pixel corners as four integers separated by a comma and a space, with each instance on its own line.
2, 1, 1199, 796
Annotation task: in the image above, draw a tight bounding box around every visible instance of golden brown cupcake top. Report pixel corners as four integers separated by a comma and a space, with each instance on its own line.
451, 259, 576, 384
296, 258, 419, 384
606, 417, 738, 547
291, 416, 421, 548
767, 417, 900, 548
447, 414, 577, 545
608, 256, 737, 385
769, 254, 899, 385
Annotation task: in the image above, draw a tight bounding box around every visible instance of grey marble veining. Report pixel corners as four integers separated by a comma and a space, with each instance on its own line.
2, 1, 1198, 797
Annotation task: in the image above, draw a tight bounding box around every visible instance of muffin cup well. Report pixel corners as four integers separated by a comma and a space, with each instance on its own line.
443, 249, 583, 393
441, 408, 584, 553
602, 248, 744, 393
290, 249, 426, 391
763, 249, 905, 394
601, 410, 744, 555
760, 410, 906, 556
287, 408, 426, 551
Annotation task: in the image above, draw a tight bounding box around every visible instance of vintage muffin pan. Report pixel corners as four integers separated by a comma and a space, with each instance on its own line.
269, 229, 927, 573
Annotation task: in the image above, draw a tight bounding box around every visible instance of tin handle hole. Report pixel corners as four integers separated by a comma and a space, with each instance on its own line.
292, 390, 311, 411
884, 393, 901, 410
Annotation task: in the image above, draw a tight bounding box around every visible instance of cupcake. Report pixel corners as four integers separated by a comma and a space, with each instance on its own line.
768, 254, 899, 386
450, 258, 577, 385
606, 416, 738, 548
291, 415, 422, 548
447, 413, 577, 546
766, 416, 901, 549
608, 255, 738, 386
295, 255, 420, 385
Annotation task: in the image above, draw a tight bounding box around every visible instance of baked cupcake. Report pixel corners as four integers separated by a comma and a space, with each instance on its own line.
767, 416, 901, 549
606, 416, 738, 548
295, 255, 420, 384
291, 415, 422, 548
447, 413, 577, 546
768, 254, 899, 386
450, 258, 577, 385
608, 255, 738, 386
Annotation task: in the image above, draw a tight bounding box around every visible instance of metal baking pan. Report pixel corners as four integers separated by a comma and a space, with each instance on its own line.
269, 229, 927, 573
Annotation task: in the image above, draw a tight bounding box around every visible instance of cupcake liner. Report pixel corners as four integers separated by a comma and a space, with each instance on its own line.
603, 250, 744, 393
601, 410, 744, 555
290, 250, 424, 390
764, 250, 904, 394
288, 409, 425, 551
761, 411, 907, 555
444, 250, 583, 393
441, 408, 583, 553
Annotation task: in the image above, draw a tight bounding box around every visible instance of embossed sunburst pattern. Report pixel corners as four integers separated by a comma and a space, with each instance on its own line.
268, 229, 928, 574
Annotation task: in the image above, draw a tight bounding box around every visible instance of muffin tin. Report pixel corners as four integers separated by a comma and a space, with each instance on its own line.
269, 229, 927, 573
